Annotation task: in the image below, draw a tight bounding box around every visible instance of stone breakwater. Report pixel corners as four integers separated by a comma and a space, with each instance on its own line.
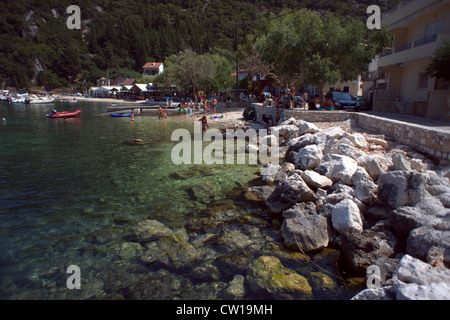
253, 104, 450, 165
244, 116, 450, 300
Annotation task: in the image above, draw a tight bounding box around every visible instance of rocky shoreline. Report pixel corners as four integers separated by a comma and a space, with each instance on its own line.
244, 117, 450, 300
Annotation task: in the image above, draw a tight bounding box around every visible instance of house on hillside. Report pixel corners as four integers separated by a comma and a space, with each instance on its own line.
116, 78, 136, 86
142, 62, 164, 77
374, 0, 450, 121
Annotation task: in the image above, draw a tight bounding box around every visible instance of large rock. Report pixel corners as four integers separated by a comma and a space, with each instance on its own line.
245, 186, 276, 202
278, 176, 318, 204
397, 254, 450, 285
282, 202, 317, 219
281, 214, 329, 253
265, 187, 295, 214
313, 126, 346, 147
331, 199, 363, 235
342, 132, 368, 149
270, 125, 299, 141
246, 256, 313, 300
392, 154, 412, 171
223, 275, 246, 300
141, 234, 200, 271
377, 171, 429, 209
301, 170, 333, 190
340, 228, 397, 276
406, 226, 450, 261
352, 254, 450, 300
425, 171, 450, 197
132, 219, 173, 243
331, 140, 367, 161
395, 281, 450, 300
318, 154, 358, 185
352, 167, 377, 205
280, 117, 305, 127
363, 155, 391, 181
298, 122, 320, 136
388, 206, 425, 243
294, 144, 323, 170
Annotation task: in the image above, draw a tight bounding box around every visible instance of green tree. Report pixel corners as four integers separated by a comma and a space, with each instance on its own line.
253, 9, 391, 104
155, 49, 216, 100
425, 40, 450, 81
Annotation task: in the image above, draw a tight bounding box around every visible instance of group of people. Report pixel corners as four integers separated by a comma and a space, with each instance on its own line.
174, 96, 219, 117
158, 106, 168, 120
271, 89, 335, 111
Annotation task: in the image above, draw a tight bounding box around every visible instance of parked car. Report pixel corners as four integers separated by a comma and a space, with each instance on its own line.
354, 96, 370, 111
330, 92, 357, 111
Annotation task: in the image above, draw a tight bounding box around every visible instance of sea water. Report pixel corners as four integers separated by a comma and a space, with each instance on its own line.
0, 101, 361, 300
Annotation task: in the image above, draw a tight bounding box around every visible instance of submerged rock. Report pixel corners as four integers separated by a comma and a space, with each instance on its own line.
132, 219, 173, 243
141, 234, 200, 271
245, 186, 276, 202
246, 256, 312, 300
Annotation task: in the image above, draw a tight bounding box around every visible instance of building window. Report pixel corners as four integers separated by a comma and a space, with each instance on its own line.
434, 77, 450, 91
426, 19, 445, 38
417, 73, 429, 90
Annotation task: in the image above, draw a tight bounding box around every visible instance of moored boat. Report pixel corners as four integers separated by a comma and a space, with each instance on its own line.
46, 109, 81, 119
26, 95, 55, 104
110, 112, 132, 117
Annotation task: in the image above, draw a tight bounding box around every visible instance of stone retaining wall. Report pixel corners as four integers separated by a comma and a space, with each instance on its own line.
253, 103, 450, 162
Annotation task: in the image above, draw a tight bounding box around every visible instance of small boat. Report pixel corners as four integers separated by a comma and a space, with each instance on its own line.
110, 112, 132, 117
26, 95, 55, 104
46, 110, 81, 119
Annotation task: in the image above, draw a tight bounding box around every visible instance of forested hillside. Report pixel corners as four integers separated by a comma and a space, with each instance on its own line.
0, 0, 402, 90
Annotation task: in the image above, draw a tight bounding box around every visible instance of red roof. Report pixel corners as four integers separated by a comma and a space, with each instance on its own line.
116, 79, 136, 86
142, 62, 163, 69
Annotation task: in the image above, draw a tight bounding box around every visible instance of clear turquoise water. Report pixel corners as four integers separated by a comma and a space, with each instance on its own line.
0, 101, 360, 300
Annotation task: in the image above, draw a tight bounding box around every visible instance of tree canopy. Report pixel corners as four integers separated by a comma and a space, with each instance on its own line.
251, 9, 392, 101
0, 0, 402, 90
425, 40, 450, 82
154, 49, 234, 99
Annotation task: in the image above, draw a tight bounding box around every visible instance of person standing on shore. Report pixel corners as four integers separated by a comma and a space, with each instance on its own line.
199, 115, 208, 133
130, 108, 135, 123
203, 99, 208, 115
158, 106, 163, 120
212, 96, 218, 115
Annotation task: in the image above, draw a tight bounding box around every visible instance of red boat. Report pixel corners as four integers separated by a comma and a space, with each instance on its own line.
46, 110, 81, 119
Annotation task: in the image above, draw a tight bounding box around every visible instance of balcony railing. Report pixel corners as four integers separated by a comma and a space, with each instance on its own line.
384, 0, 413, 16
414, 34, 438, 47
394, 42, 412, 53
379, 34, 439, 58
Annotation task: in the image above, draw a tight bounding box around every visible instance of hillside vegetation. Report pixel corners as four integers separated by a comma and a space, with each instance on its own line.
0, 0, 401, 90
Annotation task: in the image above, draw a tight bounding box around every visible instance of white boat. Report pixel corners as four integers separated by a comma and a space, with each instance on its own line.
25, 95, 55, 104
10, 94, 28, 103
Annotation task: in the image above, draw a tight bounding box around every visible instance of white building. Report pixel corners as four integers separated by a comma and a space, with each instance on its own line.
374, 0, 450, 121
142, 62, 164, 77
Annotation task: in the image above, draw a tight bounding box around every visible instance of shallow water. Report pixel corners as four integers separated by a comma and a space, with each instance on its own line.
0, 101, 361, 300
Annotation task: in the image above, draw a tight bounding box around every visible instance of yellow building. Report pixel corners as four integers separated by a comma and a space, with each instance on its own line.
375, 0, 450, 121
